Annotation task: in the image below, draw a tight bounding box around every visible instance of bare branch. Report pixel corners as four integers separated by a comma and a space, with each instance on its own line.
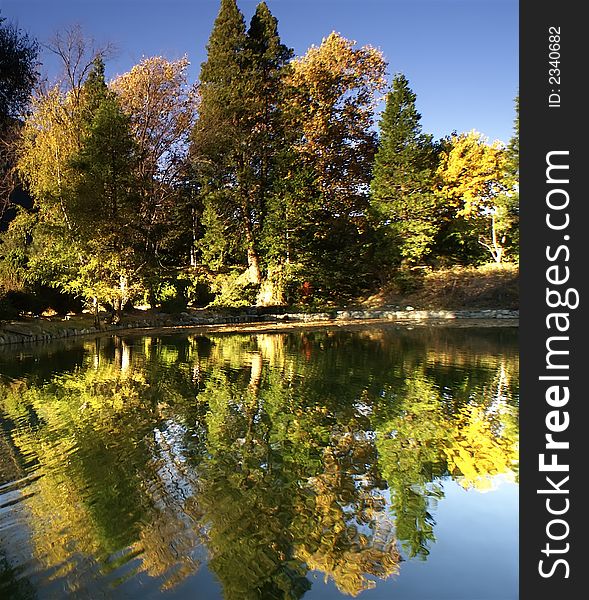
44, 25, 116, 103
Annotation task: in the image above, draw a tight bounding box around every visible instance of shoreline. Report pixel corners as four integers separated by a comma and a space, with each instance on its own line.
0, 308, 518, 346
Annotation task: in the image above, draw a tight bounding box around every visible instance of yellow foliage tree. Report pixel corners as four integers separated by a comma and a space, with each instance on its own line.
436, 131, 511, 262
17, 86, 81, 229
111, 56, 198, 294
288, 32, 387, 214
111, 56, 196, 207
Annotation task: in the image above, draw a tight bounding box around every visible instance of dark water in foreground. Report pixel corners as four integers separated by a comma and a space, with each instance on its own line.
0, 326, 518, 599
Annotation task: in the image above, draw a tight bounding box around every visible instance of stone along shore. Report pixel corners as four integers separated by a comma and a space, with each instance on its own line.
0, 308, 518, 346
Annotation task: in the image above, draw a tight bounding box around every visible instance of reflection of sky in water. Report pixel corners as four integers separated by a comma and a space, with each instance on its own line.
287, 476, 518, 600
391, 476, 518, 600
152, 476, 518, 600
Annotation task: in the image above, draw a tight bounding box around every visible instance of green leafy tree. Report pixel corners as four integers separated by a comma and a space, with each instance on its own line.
0, 13, 38, 220
370, 74, 439, 266
0, 14, 38, 125
13, 57, 141, 322
9, 31, 110, 305
111, 56, 198, 300
375, 374, 448, 558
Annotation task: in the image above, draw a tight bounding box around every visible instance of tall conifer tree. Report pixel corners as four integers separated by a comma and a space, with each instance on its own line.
191, 0, 249, 274
490, 94, 519, 261
245, 2, 293, 301
193, 3, 246, 281
69, 58, 140, 320
370, 74, 438, 265
72, 58, 138, 240
245, 2, 292, 233
192, 1, 292, 292
0, 14, 38, 218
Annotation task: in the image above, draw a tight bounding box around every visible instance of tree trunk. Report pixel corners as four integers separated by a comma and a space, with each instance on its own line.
190, 207, 198, 267
114, 274, 128, 324
237, 186, 262, 284
243, 218, 262, 284
93, 296, 101, 329
110, 299, 121, 325
148, 287, 157, 310
246, 247, 262, 284
479, 211, 504, 263
491, 212, 503, 263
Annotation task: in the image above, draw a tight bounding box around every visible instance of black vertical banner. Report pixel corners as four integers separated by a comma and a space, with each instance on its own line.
520, 0, 586, 598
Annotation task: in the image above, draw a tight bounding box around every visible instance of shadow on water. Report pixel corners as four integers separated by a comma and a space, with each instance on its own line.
0, 325, 518, 599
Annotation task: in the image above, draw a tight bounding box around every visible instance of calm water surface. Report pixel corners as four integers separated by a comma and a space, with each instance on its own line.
0, 325, 519, 599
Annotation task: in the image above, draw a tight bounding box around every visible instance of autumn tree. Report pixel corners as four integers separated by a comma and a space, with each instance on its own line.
45, 25, 115, 111
14, 55, 142, 322
12, 84, 82, 293
370, 74, 439, 266
286, 32, 387, 298
435, 131, 508, 264
111, 56, 198, 303
13, 28, 112, 240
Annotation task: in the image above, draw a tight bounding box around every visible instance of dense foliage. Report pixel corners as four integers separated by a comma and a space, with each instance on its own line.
0, 1, 519, 317
0, 12, 38, 221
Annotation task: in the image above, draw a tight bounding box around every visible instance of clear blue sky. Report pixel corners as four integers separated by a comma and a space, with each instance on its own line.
1, 0, 518, 143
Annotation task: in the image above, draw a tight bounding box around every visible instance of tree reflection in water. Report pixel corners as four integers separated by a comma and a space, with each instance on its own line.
0, 326, 518, 598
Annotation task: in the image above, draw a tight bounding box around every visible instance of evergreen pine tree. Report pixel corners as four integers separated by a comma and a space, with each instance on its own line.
245, 1, 292, 232
191, 0, 255, 279
494, 95, 519, 260
192, 0, 291, 292
70, 59, 140, 320
245, 2, 293, 302
1, 14, 38, 218
370, 74, 438, 266
79, 57, 109, 124
507, 95, 519, 170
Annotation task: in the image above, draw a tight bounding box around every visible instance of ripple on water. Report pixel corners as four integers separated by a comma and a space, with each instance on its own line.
0, 327, 518, 599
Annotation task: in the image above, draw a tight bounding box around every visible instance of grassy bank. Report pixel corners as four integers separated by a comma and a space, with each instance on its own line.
0, 264, 519, 345
361, 263, 519, 310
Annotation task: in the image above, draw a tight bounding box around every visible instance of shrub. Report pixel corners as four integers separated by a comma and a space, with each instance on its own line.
208, 270, 259, 308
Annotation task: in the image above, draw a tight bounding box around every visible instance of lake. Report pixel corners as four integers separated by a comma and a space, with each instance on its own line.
0, 325, 518, 599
